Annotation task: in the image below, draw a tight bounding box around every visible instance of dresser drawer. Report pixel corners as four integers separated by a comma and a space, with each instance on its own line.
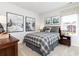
59, 39, 70, 46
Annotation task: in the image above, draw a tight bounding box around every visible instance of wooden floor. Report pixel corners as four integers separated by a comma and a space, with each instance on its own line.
18, 43, 79, 56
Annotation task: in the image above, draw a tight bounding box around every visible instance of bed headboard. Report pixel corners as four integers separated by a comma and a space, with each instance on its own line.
43, 26, 61, 37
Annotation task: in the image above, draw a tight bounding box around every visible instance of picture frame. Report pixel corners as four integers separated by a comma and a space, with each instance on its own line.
45, 17, 52, 25
52, 16, 60, 25
6, 12, 24, 32
25, 16, 35, 31
0, 23, 5, 33
45, 16, 60, 25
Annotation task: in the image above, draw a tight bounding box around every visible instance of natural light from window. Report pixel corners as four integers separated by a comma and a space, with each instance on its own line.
61, 14, 77, 36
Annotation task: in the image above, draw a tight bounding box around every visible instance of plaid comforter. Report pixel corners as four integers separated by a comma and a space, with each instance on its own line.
24, 32, 59, 55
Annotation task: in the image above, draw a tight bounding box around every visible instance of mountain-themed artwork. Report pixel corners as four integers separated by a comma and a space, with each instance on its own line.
6, 12, 24, 32
25, 17, 35, 31
45, 16, 60, 25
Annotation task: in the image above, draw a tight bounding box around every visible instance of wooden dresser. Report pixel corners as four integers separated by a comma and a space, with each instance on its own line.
0, 35, 19, 56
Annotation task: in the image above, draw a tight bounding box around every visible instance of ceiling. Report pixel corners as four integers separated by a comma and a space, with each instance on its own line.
11, 2, 72, 14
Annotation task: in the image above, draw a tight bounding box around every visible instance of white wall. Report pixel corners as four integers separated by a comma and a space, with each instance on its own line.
0, 2, 40, 43
41, 4, 79, 47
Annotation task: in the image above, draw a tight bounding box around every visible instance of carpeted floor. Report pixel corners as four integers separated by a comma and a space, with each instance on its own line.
18, 43, 79, 56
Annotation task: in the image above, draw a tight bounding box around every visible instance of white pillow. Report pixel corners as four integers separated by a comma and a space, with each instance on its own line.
45, 30, 50, 32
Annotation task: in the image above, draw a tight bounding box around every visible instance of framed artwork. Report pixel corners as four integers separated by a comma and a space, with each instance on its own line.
52, 16, 60, 25
45, 16, 60, 25
45, 17, 52, 25
25, 17, 35, 31
6, 12, 24, 32
0, 23, 5, 33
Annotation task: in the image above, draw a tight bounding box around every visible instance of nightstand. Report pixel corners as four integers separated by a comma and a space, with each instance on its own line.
59, 35, 71, 46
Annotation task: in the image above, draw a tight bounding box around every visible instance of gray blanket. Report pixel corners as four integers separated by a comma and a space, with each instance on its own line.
24, 32, 59, 55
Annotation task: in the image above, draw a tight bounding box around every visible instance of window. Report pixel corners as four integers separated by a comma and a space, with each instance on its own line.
61, 14, 77, 36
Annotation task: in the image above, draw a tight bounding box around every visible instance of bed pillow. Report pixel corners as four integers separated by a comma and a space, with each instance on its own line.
45, 29, 50, 32
50, 27, 59, 33
43, 27, 51, 32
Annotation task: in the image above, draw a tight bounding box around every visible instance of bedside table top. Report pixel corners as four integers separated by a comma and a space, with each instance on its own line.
61, 35, 71, 37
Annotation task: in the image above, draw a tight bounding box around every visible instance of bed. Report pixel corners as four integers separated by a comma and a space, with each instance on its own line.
23, 26, 61, 56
